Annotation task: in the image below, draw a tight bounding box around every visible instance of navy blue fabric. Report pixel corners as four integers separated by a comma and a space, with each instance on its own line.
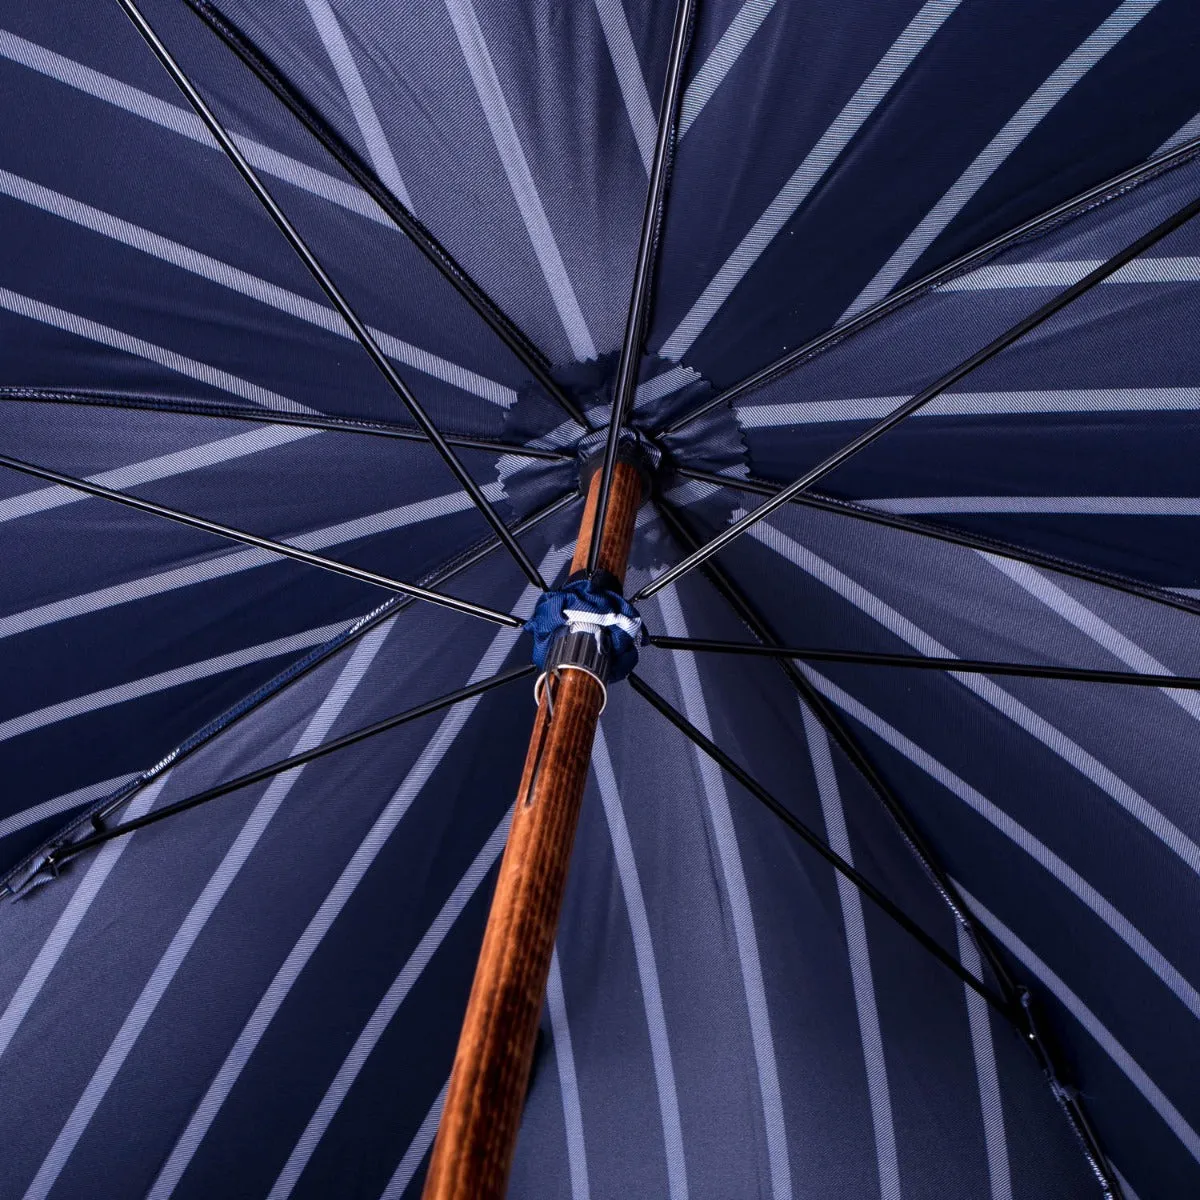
523, 577, 644, 681
2, 1, 1200, 1197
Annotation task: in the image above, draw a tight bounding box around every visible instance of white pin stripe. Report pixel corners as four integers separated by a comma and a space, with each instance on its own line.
657, 589, 792, 1200
378, 1081, 449, 1200
0, 620, 354, 745
0, 775, 137, 843
802, 708, 901, 1200
590, 725, 689, 1200
660, 0, 963, 361
0, 425, 318, 526
546, 948, 591, 1200
20, 625, 395, 1200
146, 548, 570, 1199
0, 29, 388, 227
865, 496, 1200, 515
943, 257, 1200, 290
959, 886, 1200, 1164
0, 287, 310, 414
0, 168, 515, 406
266, 813, 512, 1199
956, 927, 1013, 1200
593, 0, 656, 173
0, 484, 500, 642
750, 519, 1200, 880
304, 0, 412, 209
0, 775, 170, 1065
844, 0, 1161, 319
444, 0, 597, 361
679, 1, 776, 139
737, 387, 1200, 428
804, 667, 1200, 1025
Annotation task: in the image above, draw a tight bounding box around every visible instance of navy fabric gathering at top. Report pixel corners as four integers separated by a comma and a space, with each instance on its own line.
1, 0, 1200, 1196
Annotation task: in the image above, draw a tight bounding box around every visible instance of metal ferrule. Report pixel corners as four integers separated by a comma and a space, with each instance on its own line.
534, 623, 611, 710
546, 623, 610, 682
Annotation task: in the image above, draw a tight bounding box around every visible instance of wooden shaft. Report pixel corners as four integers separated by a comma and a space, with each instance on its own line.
423, 461, 643, 1200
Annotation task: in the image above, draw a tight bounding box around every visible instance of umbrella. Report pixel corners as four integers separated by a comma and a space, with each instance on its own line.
2, 0, 1199, 1195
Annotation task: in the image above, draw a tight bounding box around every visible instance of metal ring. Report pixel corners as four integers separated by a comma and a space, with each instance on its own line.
533, 664, 608, 713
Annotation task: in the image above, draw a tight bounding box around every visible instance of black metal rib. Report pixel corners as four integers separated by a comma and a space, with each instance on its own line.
183, 0, 589, 431
0, 389, 572, 462
2, 488, 578, 898
651, 498, 1122, 1194
648, 635, 1200, 689
44, 664, 534, 868
586, 0, 695, 573
652, 499, 1023, 987
118, 0, 546, 591
661, 132, 1200, 438
628, 671, 1013, 1017
637, 188, 1200, 601
0, 449, 521, 627
673, 465, 1200, 619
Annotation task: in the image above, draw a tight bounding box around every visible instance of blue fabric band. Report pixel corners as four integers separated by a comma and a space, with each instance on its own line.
524, 578, 644, 682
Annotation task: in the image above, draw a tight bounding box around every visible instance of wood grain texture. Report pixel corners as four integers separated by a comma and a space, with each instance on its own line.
423, 461, 642, 1200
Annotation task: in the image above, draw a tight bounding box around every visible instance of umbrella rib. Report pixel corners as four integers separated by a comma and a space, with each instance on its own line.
0, 449, 522, 628
0, 388, 573, 462
673, 464, 1200, 621
636, 187, 1200, 601
659, 130, 1200, 438
586, 0, 695, 574
1, 489, 577, 898
652, 498, 1026, 995
648, 636, 1200, 689
628, 671, 1014, 1020
651, 497, 1124, 1190
42, 664, 534, 869
180, 0, 590, 431
116, 0, 547, 592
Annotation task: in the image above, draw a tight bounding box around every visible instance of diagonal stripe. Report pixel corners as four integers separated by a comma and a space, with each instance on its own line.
801, 707, 900, 1200
959, 885, 1200, 1164
955, 926, 1013, 1200
865, 496, 1200, 515
1114, 1166, 1144, 1200
0, 774, 170, 1063
590, 725, 688, 1200
942, 257, 1200, 290
0, 287, 309, 413
0, 619, 355, 745
737, 386, 1200, 428
146, 550, 568, 1200
656, 588, 791, 1200
443, 0, 597, 361
303, 0, 412, 209
266, 812, 512, 1199
19, 623, 394, 1200
0, 424, 318, 525
0, 168, 515, 406
0, 483, 501, 642
546, 947, 590, 1200
1155, 111, 1200, 157
749, 519, 1200, 877
0, 775, 137, 844
981, 556, 1200, 723
378, 1081, 449, 1200
843, 0, 1161, 319
660, 0, 962, 361
803, 668, 1200, 1022
593, 0, 656, 173
0, 29, 389, 228
679, 0, 775, 139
